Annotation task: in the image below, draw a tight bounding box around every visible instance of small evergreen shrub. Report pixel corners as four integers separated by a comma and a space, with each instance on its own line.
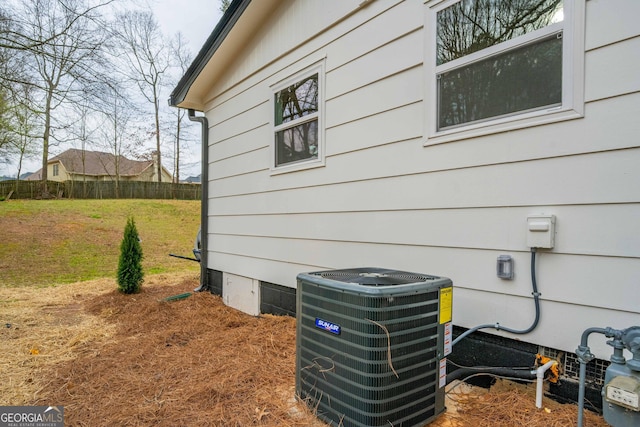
117, 216, 144, 294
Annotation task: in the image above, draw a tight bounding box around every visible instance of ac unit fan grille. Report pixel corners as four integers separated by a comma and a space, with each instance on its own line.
312, 268, 436, 286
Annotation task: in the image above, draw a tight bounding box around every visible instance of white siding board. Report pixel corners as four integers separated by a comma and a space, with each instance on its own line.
209, 170, 265, 197
326, 28, 422, 100
210, 204, 640, 257
204, 0, 405, 108
196, 0, 640, 358
585, 36, 640, 102
585, 0, 640, 50
417, 93, 640, 171
530, 253, 639, 313
210, 147, 269, 180
260, 0, 361, 60
208, 234, 639, 314
326, 102, 423, 155
207, 83, 270, 128
210, 252, 326, 292
207, 93, 640, 198
210, 125, 270, 163
324, 0, 419, 72
204, 0, 414, 114
210, 149, 640, 215
454, 288, 639, 359
204, 0, 359, 101
209, 101, 270, 144
326, 66, 423, 128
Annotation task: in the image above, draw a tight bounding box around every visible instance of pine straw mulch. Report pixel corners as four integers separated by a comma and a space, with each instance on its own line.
0, 272, 608, 427
439, 380, 607, 427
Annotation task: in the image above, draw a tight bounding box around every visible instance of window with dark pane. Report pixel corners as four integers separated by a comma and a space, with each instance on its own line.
438, 34, 562, 129
274, 73, 319, 167
435, 0, 564, 130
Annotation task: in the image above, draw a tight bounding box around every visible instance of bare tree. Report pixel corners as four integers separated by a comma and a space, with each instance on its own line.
219, 0, 232, 13
7, 84, 40, 189
0, 7, 24, 163
14, 0, 110, 197
115, 11, 170, 183
0, 0, 111, 53
67, 90, 100, 197
169, 32, 192, 184
0, 90, 15, 165
97, 84, 138, 197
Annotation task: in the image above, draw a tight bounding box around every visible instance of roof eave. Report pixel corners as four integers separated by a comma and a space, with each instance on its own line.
168, 0, 252, 110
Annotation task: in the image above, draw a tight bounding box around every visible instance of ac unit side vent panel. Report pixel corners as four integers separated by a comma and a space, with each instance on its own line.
296, 267, 452, 427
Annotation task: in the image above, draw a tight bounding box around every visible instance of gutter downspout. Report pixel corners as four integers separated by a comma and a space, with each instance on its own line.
188, 109, 209, 292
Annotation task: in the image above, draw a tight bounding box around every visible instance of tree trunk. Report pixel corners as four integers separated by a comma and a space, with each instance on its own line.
40, 90, 53, 198
154, 96, 161, 182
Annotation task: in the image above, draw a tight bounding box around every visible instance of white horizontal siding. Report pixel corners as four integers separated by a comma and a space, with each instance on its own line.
326, 28, 423, 100
325, 0, 421, 73
205, 0, 409, 109
326, 101, 424, 156
208, 92, 640, 198
585, 36, 640, 102
585, 0, 640, 50
454, 288, 640, 358
210, 204, 640, 257
208, 100, 269, 145
210, 148, 640, 215
209, 233, 639, 312
199, 0, 640, 360
209, 125, 270, 163
326, 65, 423, 128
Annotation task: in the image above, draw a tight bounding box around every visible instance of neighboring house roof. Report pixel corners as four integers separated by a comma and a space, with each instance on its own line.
57, 149, 157, 177
26, 148, 167, 180
169, 0, 257, 110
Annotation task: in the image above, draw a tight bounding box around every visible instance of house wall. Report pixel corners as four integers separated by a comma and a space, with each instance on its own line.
47, 162, 69, 182
134, 166, 173, 183
202, 0, 640, 361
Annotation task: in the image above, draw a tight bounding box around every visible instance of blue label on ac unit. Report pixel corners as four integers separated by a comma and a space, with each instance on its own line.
315, 318, 341, 335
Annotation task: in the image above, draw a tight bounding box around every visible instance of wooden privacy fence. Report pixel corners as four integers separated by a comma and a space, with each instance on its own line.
0, 180, 201, 200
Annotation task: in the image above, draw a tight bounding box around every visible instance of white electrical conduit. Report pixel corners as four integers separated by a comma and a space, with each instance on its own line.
535, 360, 558, 409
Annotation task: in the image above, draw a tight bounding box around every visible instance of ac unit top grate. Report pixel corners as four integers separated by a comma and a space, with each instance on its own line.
310, 267, 437, 286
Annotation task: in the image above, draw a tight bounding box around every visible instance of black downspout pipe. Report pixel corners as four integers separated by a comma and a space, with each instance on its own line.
188, 109, 209, 292
446, 366, 537, 384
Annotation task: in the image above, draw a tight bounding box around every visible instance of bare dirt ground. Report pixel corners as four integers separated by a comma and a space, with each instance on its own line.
0, 272, 608, 426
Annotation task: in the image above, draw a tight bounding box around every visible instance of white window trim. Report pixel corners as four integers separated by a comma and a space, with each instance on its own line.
424, 0, 585, 146
269, 59, 326, 175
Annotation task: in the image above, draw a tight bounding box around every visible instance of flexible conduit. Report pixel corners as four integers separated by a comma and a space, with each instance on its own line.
452, 248, 541, 346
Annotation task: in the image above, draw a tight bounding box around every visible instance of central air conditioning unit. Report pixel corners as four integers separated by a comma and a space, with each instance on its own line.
296, 267, 453, 427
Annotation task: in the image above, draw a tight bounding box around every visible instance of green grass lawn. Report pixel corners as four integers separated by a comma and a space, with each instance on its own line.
0, 199, 200, 287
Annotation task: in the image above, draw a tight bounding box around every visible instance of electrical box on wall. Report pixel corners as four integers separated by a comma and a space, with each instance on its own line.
527, 215, 556, 249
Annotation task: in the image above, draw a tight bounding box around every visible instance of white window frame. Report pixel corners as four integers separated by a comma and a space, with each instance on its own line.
270, 60, 326, 174
424, 0, 585, 146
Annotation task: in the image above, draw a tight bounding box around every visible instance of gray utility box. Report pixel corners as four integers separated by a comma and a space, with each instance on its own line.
296, 267, 452, 427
